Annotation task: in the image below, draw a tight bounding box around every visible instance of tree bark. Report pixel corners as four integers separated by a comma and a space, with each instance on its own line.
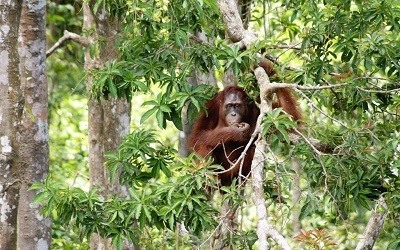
355, 196, 387, 250
291, 159, 302, 235
0, 0, 51, 249
17, 1, 52, 248
0, 1, 23, 248
82, 3, 132, 249
253, 67, 291, 250
217, 0, 291, 249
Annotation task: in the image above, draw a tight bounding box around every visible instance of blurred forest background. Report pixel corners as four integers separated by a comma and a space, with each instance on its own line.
1, 0, 399, 249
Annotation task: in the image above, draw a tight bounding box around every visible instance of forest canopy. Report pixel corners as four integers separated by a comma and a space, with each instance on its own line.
33, 0, 400, 249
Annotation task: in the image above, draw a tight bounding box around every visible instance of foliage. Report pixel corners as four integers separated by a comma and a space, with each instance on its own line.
294, 229, 337, 249
33, 130, 226, 249
46, 1, 87, 247
89, 0, 263, 129
262, 108, 298, 144
43, 0, 400, 248
105, 130, 175, 184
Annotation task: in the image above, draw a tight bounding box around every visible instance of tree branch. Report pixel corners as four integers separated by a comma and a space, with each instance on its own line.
218, 0, 246, 42
356, 86, 400, 94
252, 66, 292, 250
218, 0, 292, 249
46, 30, 90, 57
294, 90, 348, 128
355, 196, 388, 250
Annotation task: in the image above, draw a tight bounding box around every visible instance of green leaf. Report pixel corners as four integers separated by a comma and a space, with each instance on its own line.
176, 96, 189, 110
143, 206, 152, 222
93, 0, 104, 14
109, 211, 118, 223
187, 200, 193, 211
190, 97, 201, 111
170, 110, 183, 131
32, 191, 48, 204
129, 188, 141, 202
277, 127, 290, 143
29, 182, 44, 191
160, 164, 172, 177
299, 201, 311, 220
156, 110, 166, 129
168, 215, 175, 230
159, 105, 172, 113
142, 100, 158, 106
135, 203, 142, 220
140, 107, 157, 124
134, 81, 148, 92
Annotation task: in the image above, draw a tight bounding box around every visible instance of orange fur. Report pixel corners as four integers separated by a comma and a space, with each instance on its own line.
188, 61, 302, 186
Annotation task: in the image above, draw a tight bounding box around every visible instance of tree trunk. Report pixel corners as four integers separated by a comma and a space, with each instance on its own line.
82, 3, 132, 249
0, 1, 24, 248
17, 1, 52, 248
0, 0, 51, 249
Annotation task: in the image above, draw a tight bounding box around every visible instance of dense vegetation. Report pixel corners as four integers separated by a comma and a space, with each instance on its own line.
37, 0, 400, 249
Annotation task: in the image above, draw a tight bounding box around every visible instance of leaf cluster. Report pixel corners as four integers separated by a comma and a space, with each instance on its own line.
294, 229, 337, 249
105, 130, 175, 184
33, 130, 222, 249
262, 108, 298, 147
281, 0, 400, 84
299, 132, 400, 218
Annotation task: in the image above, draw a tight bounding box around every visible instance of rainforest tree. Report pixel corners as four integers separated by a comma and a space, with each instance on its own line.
34, 0, 399, 249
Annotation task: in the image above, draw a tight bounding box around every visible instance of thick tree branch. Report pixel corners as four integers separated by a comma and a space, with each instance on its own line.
252, 66, 291, 250
218, 0, 246, 42
46, 30, 90, 57
218, 1, 292, 249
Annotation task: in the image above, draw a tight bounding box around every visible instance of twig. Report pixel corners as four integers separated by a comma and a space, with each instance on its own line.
199, 207, 235, 248
356, 86, 400, 94
46, 30, 90, 57
262, 81, 400, 96
275, 42, 303, 59
354, 76, 392, 82
296, 83, 348, 90
292, 129, 324, 156
295, 90, 348, 128
275, 43, 302, 50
